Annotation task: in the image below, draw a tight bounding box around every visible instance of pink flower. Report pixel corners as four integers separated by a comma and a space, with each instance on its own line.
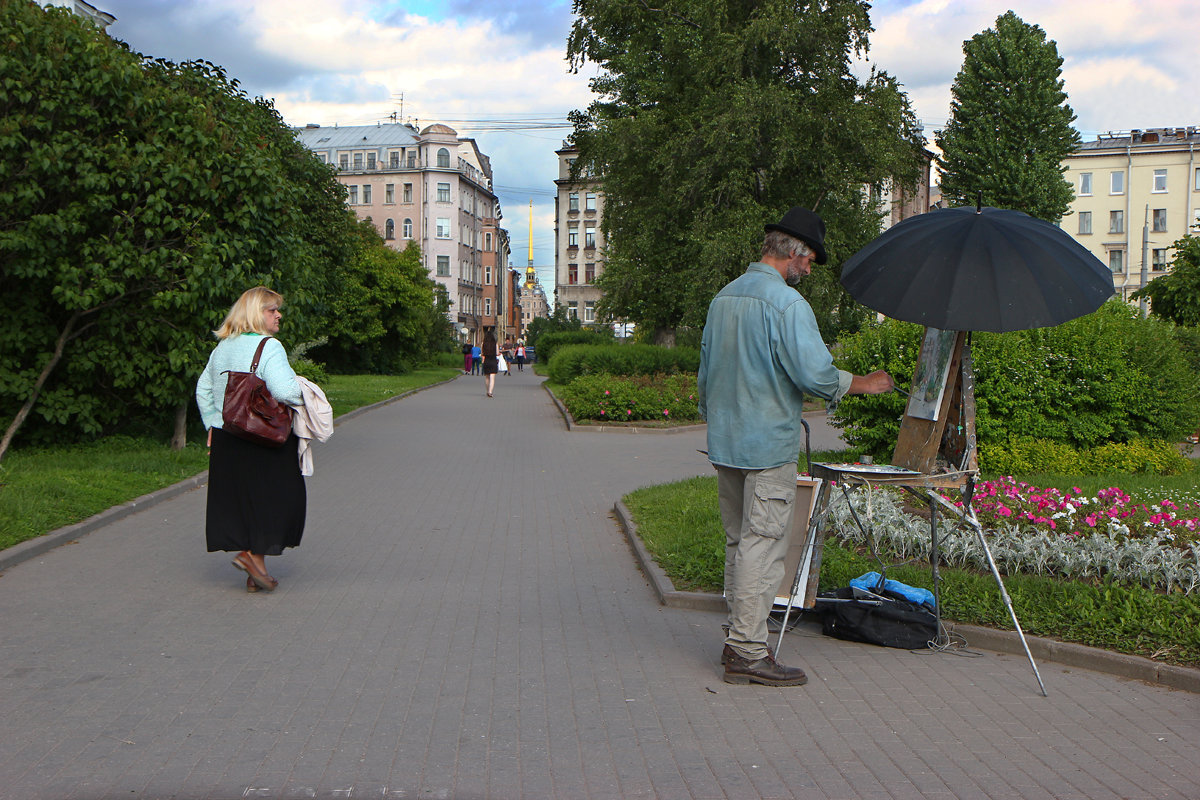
600, 410, 606, 416
604, 390, 610, 395
995, 504, 1012, 518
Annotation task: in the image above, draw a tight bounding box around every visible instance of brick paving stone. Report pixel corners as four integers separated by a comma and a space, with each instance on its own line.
1, 371, 1199, 798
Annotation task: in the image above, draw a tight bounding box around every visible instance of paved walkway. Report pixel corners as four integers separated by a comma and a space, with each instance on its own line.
1, 370, 1197, 799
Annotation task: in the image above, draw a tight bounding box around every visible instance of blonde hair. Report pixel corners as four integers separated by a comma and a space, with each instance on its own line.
214, 286, 283, 339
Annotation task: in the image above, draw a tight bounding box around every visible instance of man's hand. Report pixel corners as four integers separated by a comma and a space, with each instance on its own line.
848, 370, 894, 395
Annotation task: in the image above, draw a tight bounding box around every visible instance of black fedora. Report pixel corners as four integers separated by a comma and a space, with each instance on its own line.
765, 206, 827, 264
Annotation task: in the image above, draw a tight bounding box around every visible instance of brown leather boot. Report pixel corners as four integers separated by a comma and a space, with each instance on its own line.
723, 650, 808, 686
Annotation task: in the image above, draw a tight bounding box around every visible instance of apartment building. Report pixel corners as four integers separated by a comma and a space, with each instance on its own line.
517, 266, 550, 342
480, 219, 514, 341
553, 143, 605, 325
36, 0, 114, 29
1062, 127, 1200, 302
293, 122, 503, 342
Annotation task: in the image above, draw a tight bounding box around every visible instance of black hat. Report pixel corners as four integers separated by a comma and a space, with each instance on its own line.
765, 206, 827, 264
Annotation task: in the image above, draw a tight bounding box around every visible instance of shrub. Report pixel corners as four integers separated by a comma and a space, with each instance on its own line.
832, 302, 1200, 458
980, 438, 1192, 476
535, 329, 614, 366
557, 373, 700, 422
547, 343, 700, 384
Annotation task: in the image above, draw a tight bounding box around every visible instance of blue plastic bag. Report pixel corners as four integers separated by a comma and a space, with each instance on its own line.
849, 572, 936, 610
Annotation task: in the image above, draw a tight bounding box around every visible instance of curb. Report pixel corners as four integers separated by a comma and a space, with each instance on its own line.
612, 500, 1200, 693
543, 382, 706, 435
0, 373, 460, 575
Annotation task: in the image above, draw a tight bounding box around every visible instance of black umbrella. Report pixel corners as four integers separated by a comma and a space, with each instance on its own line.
839, 205, 1115, 332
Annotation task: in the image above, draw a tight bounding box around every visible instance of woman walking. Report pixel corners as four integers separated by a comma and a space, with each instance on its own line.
481, 327, 499, 398
196, 287, 306, 592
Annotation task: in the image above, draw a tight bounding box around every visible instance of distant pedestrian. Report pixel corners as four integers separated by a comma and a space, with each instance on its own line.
482, 328, 499, 397
471, 343, 482, 375
515, 342, 526, 372
462, 341, 473, 374
196, 286, 307, 593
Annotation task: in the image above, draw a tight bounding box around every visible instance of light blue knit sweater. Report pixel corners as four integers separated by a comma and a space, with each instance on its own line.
195, 334, 303, 430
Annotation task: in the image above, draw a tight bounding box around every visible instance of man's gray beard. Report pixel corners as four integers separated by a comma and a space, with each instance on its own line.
785, 267, 803, 286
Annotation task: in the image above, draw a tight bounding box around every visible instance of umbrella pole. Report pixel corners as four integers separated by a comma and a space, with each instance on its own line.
928, 491, 1048, 696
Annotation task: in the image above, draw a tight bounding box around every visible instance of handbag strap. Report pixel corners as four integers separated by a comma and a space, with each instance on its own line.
249, 337, 271, 374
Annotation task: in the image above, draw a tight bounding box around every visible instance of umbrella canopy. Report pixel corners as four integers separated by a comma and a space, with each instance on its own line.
839, 206, 1115, 332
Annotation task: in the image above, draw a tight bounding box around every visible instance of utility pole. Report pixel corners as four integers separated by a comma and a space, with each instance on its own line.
1139, 204, 1149, 316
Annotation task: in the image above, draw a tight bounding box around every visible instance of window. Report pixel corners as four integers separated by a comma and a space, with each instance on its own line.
1109, 210, 1124, 234
1152, 208, 1167, 232
437, 182, 451, 203
353, 153, 363, 169
567, 301, 579, 319
338, 154, 349, 170
1152, 248, 1169, 270
436, 255, 450, 276
485, 265, 492, 285
485, 232, 492, 251
389, 152, 400, 168
1077, 211, 1091, 235
362, 184, 372, 204
436, 218, 451, 238
1110, 171, 1124, 195
568, 192, 579, 212
317, 152, 328, 164
437, 147, 450, 168
1153, 169, 1167, 192
385, 184, 395, 203
1108, 249, 1124, 273
585, 192, 596, 211
348, 185, 359, 205
407, 154, 416, 168
1078, 172, 1092, 195
367, 153, 376, 169
568, 263, 578, 284
585, 262, 595, 283
403, 183, 412, 203
1195, 167, 1200, 191
484, 298, 492, 317
585, 224, 596, 247
385, 219, 395, 240
567, 226, 578, 247
403, 218, 413, 238
584, 301, 595, 323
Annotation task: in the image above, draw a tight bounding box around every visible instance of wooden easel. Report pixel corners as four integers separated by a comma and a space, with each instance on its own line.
774, 328, 1047, 695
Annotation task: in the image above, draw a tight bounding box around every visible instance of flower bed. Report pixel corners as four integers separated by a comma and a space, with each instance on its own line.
827, 477, 1200, 594
557, 372, 701, 423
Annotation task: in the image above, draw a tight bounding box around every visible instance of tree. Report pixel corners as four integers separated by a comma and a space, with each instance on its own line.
0, 2, 346, 460
312, 221, 440, 374
934, 11, 1080, 223
566, 0, 925, 343
1132, 235, 1200, 327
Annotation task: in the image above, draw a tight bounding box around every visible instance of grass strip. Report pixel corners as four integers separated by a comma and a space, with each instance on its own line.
625, 471, 1200, 668
0, 368, 459, 550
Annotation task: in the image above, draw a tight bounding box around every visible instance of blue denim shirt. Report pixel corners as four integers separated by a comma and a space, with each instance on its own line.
698, 262, 851, 469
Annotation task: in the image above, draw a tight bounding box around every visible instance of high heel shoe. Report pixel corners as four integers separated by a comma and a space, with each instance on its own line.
232, 553, 277, 591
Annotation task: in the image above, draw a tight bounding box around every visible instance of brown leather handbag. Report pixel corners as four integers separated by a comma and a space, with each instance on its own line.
221, 337, 293, 447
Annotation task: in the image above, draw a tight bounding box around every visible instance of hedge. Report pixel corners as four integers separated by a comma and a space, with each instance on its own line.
547, 344, 700, 384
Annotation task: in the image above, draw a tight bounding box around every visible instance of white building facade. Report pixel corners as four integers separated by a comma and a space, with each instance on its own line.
294, 122, 502, 340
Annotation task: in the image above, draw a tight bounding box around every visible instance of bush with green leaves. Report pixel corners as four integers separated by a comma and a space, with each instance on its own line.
557, 373, 700, 422
534, 329, 614, 366
981, 437, 1192, 476
832, 302, 1200, 459
547, 343, 700, 384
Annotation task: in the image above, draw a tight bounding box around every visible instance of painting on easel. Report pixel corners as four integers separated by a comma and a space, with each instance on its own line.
907, 328, 958, 421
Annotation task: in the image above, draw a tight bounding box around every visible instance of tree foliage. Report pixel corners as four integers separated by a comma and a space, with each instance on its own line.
0, 1, 347, 456
1132, 235, 1200, 327
566, 0, 926, 341
934, 11, 1080, 222
311, 221, 440, 374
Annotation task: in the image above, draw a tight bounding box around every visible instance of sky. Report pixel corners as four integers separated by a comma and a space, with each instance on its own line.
97, 0, 1200, 296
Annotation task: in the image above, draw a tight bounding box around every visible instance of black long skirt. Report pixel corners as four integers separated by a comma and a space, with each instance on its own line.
206, 427, 306, 555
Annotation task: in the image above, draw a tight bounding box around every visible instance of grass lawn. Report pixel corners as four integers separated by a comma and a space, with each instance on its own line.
623, 458, 1200, 668
0, 368, 459, 551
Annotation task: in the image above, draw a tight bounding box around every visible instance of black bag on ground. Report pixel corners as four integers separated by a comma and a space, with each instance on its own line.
818, 586, 937, 649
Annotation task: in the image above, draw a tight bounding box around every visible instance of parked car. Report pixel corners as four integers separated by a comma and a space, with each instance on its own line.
524, 346, 536, 363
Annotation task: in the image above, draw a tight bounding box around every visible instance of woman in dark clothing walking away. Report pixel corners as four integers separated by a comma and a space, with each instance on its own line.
482, 328, 499, 397
196, 286, 306, 592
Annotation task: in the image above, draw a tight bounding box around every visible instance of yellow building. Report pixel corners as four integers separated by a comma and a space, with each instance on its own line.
1062, 127, 1200, 302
